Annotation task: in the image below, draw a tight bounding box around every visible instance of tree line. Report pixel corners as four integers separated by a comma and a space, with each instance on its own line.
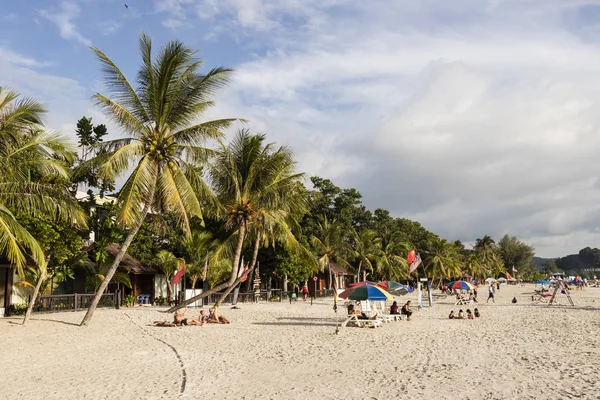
1, 33, 543, 326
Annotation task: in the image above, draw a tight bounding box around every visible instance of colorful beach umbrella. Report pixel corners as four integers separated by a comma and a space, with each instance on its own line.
376, 281, 413, 295
338, 284, 394, 301
534, 280, 550, 285
450, 281, 476, 291
349, 280, 376, 288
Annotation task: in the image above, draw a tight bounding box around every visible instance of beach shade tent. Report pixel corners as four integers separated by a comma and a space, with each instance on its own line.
534, 280, 551, 285
377, 281, 413, 295
349, 281, 376, 288
448, 281, 477, 291
485, 278, 496, 283
338, 284, 394, 301
497, 277, 507, 282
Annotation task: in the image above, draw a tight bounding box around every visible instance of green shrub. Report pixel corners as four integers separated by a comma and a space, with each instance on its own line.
12, 303, 27, 315
154, 296, 168, 306
123, 294, 136, 307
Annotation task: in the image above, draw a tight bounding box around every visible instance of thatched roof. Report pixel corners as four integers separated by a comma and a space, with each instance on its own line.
105, 244, 160, 274
330, 262, 352, 276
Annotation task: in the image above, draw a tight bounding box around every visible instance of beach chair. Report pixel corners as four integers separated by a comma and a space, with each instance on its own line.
341, 314, 383, 328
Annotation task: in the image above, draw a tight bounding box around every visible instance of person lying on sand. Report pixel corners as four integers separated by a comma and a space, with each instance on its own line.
199, 310, 210, 326
208, 307, 231, 324
173, 308, 202, 326
151, 321, 177, 327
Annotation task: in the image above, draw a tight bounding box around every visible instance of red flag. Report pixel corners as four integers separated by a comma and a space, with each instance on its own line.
201, 253, 208, 281
407, 249, 416, 265
240, 264, 249, 282
409, 254, 422, 274
171, 259, 185, 286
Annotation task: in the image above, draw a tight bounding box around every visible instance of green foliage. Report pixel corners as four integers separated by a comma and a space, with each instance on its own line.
154, 296, 168, 306
11, 303, 28, 315
123, 294, 136, 307
73, 116, 114, 194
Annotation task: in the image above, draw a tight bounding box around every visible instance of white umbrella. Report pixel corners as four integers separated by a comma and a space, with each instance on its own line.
485, 278, 496, 283
497, 277, 507, 282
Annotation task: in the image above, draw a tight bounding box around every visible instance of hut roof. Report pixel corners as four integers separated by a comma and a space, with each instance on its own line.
330, 262, 352, 276
105, 244, 159, 274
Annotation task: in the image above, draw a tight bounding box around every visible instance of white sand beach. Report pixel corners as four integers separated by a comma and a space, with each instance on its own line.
2, 284, 599, 400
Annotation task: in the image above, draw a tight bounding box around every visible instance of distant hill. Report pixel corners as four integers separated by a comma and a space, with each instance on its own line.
532, 256, 553, 271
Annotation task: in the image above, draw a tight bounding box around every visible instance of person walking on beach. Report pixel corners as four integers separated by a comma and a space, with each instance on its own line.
302, 284, 309, 301
487, 284, 495, 303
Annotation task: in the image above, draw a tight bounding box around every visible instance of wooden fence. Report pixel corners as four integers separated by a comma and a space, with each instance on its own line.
33, 293, 118, 313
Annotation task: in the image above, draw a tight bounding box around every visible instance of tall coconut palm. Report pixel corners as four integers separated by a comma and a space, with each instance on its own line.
311, 216, 353, 289
474, 235, 502, 277
0, 88, 86, 325
425, 237, 462, 281
352, 227, 380, 282
211, 130, 303, 301
374, 231, 410, 281
79, 33, 237, 326
167, 130, 305, 312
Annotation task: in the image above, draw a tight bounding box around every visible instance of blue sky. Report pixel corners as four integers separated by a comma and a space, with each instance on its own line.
3, 0, 600, 257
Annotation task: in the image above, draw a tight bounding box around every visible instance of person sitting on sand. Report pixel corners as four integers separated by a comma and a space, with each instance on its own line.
208, 307, 231, 324
401, 301, 413, 321
466, 309, 473, 320
457, 309, 465, 319
199, 310, 210, 326
390, 301, 399, 315
449, 310, 455, 319
474, 308, 480, 318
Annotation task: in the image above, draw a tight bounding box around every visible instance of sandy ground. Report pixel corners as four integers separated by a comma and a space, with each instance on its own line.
1, 284, 600, 400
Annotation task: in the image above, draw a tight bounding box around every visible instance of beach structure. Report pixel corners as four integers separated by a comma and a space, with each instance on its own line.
310, 262, 353, 296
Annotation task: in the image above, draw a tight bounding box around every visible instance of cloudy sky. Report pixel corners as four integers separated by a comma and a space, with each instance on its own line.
2, 0, 600, 257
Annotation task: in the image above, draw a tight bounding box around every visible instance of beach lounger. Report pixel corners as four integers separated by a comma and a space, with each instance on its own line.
342, 315, 383, 328
455, 298, 472, 305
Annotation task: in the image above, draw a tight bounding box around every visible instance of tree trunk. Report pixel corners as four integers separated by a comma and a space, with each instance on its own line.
166, 266, 254, 313
283, 274, 288, 293
80, 180, 157, 327
166, 279, 173, 303
215, 222, 247, 306
356, 259, 363, 283
328, 262, 333, 290
22, 270, 46, 325
231, 232, 261, 306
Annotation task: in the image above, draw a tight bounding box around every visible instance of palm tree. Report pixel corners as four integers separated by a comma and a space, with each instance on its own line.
425, 237, 461, 282
0, 87, 86, 325
352, 227, 380, 282
154, 250, 181, 302
311, 217, 353, 289
374, 231, 410, 281
474, 235, 502, 277
79, 33, 237, 326
209, 130, 304, 306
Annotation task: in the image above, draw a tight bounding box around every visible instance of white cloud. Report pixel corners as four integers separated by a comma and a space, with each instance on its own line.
99, 20, 121, 36
196, 0, 600, 257
39, 1, 92, 46
161, 18, 190, 30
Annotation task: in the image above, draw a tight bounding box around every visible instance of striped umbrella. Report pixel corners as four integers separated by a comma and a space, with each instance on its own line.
338, 284, 394, 301
449, 281, 477, 291
377, 281, 413, 295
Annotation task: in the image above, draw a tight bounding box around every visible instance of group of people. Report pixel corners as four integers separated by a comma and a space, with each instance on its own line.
151, 307, 230, 327
449, 308, 480, 319
390, 300, 413, 320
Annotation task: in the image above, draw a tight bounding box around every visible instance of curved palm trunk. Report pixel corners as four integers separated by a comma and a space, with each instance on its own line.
221, 231, 261, 306
214, 222, 246, 307
22, 270, 46, 325
80, 182, 157, 327
356, 259, 363, 284
166, 279, 174, 303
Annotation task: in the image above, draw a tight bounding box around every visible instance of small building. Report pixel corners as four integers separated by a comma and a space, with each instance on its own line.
310, 263, 354, 296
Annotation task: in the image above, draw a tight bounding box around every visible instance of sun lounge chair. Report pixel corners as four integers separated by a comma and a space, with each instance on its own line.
455, 297, 472, 305
341, 314, 383, 328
